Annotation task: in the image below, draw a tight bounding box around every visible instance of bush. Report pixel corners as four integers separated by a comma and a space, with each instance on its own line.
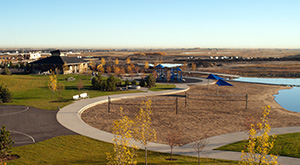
0, 125, 14, 159
91, 72, 103, 90
1, 66, 11, 75
146, 74, 156, 88
131, 79, 137, 85
125, 79, 131, 86
0, 84, 12, 103
139, 78, 146, 87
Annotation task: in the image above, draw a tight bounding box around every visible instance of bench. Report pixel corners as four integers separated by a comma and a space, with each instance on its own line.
73, 95, 80, 100
80, 93, 89, 99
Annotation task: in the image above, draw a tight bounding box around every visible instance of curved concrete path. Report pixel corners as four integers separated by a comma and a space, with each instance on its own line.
57, 77, 300, 164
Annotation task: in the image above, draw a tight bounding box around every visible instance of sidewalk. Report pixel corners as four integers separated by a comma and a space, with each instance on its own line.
57, 79, 300, 164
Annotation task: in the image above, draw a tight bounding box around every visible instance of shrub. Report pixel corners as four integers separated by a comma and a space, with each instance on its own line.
145, 74, 156, 88
0, 84, 12, 103
91, 72, 103, 90
139, 78, 146, 87
131, 79, 137, 85
0, 125, 14, 159
125, 79, 131, 86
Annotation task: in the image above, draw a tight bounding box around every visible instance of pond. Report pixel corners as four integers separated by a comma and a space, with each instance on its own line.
232, 77, 300, 113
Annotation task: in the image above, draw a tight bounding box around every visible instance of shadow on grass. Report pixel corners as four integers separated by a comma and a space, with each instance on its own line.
51, 98, 73, 103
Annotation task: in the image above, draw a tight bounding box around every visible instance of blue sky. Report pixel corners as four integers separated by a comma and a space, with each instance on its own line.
1, 0, 299, 48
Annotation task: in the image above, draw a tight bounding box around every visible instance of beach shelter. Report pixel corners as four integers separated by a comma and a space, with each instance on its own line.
216, 79, 233, 95
206, 74, 223, 88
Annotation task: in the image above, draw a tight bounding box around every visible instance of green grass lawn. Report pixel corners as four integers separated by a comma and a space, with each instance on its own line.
215, 132, 300, 158
149, 83, 176, 91
0, 74, 139, 110
9, 135, 237, 165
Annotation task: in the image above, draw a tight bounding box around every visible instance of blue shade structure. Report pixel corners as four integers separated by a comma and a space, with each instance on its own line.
206, 74, 223, 88
216, 79, 233, 95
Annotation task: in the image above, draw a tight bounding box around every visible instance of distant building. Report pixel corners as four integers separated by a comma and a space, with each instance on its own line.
29, 52, 41, 60
30, 50, 89, 74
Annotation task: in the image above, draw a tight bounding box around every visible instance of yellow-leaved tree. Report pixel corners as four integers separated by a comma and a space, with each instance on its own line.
133, 100, 156, 165
115, 58, 119, 65
240, 105, 278, 165
48, 69, 57, 101
107, 107, 137, 165
126, 57, 131, 65
101, 57, 106, 66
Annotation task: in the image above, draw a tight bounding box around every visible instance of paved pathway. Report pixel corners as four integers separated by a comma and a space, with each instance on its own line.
57, 77, 300, 164
0, 105, 76, 147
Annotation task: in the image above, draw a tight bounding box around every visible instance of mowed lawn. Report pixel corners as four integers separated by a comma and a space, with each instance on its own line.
216, 132, 300, 158
0, 74, 139, 110
10, 135, 237, 165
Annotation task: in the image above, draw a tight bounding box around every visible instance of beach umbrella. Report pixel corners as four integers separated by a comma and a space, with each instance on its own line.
206, 74, 223, 88
216, 79, 233, 95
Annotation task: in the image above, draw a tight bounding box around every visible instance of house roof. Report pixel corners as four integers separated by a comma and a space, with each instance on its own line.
31, 56, 87, 65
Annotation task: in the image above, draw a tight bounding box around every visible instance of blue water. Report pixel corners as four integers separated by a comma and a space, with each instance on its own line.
232, 77, 300, 113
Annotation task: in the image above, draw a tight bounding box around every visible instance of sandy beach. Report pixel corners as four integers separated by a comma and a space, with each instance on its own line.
81, 82, 300, 145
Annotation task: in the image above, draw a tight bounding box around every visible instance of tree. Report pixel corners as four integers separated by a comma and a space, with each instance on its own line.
240, 105, 278, 165
107, 108, 137, 165
126, 65, 132, 73
107, 75, 116, 91
106, 66, 112, 74
133, 100, 156, 165
91, 72, 103, 90
120, 67, 125, 75
131, 79, 137, 85
0, 84, 12, 103
97, 64, 105, 74
144, 61, 149, 72
113, 66, 120, 76
126, 57, 131, 65
101, 58, 106, 66
48, 70, 57, 101
1, 66, 11, 75
77, 79, 84, 91
191, 63, 196, 71
115, 58, 119, 65
0, 125, 14, 159
57, 82, 65, 99
193, 136, 209, 165
139, 78, 146, 87
146, 74, 156, 88
166, 124, 182, 160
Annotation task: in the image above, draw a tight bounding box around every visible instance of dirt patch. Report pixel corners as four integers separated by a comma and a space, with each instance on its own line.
81, 82, 300, 145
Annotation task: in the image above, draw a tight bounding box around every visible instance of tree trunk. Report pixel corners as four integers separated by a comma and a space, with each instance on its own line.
145, 146, 147, 165
198, 152, 200, 165
170, 146, 173, 160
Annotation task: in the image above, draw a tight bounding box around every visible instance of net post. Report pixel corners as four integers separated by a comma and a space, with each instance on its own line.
245, 94, 248, 109
108, 96, 111, 113
176, 97, 178, 115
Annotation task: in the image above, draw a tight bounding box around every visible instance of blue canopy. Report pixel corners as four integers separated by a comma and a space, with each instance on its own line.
155, 64, 164, 68
206, 74, 223, 80
216, 79, 233, 86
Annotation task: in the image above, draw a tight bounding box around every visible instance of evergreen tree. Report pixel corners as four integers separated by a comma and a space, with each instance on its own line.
145, 74, 156, 88
0, 125, 14, 159
0, 84, 12, 103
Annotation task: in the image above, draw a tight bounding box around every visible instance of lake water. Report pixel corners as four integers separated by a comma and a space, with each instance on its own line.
232, 77, 300, 113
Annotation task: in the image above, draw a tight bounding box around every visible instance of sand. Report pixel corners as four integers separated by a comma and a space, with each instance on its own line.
81, 82, 300, 145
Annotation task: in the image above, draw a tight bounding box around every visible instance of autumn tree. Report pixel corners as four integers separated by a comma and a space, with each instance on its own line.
193, 136, 209, 165
240, 105, 278, 165
97, 64, 105, 74
101, 57, 106, 66
133, 100, 156, 165
106, 66, 112, 74
107, 108, 137, 165
126, 65, 132, 73
166, 124, 182, 160
115, 58, 119, 65
0, 125, 14, 159
48, 70, 57, 101
144, 61, 149, 72
191, 63, 196, 71
120, 67, 125, 75
113, 66, 120, 76
126, 57, 131, 65
134, 66, 140, 73
77, 79, 84, 91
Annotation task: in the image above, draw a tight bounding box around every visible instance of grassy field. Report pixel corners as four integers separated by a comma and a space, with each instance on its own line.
0, 74, 141, 110
149, 83, 176, 91
215, 133, 300, 158
9, 135, 237, 165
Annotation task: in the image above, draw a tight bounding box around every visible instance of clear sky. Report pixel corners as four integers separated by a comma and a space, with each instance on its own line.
1, 0, 299, 49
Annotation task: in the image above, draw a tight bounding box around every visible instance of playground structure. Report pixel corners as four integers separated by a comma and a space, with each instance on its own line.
155, 64, 183, 82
